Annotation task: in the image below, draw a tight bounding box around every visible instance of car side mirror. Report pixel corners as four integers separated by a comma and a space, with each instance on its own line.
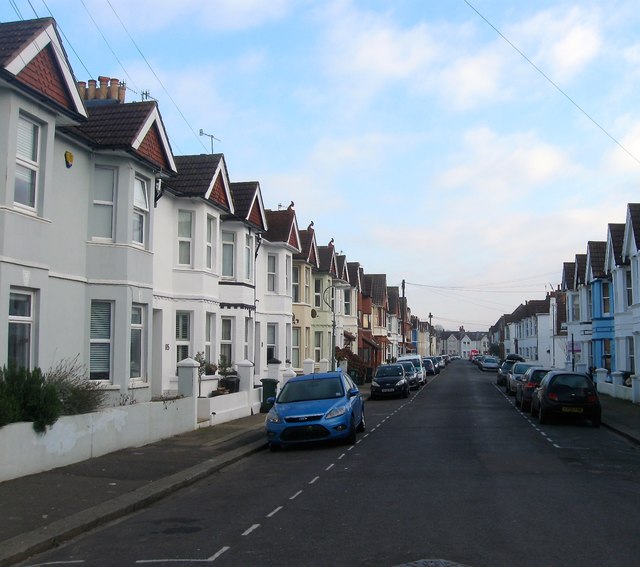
267, 396, 275, 404
347, 387, 359, 398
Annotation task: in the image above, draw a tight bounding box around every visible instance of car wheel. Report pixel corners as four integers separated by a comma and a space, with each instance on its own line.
538, 408, 548, 425
269, 442, 281, 452
404, 387, 410, 398
345, 418, 357, 444
357, 408, 366, 432
515, 394, 521, 408
521, 400, 530, 413
591, 415, 601, 428
530, 402, 537, 418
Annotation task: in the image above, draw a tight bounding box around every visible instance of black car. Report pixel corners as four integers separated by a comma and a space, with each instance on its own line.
370, 364, 410, 399
515, 367, 552, 412
398, 360, 420, 389
530, 371, 601, 427
424, 356, 440, 375
496, 360, 515, 386
422, 358, 436, 376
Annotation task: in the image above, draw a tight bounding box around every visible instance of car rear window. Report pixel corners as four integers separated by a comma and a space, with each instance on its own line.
278, 378, 344, 403
551, 374, 593, 391
531, 370, 549, 382
376, 366, 402, 377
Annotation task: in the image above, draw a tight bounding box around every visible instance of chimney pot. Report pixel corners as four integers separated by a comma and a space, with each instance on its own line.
77, 81, 86, 100
118, 82, 127, 103
87, 79, 96, 100
97, 75, 109, 99
109, 78, 119, 100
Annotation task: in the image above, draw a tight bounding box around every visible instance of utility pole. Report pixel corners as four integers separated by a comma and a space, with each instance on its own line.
401, 279, 406, 356
428, 312, 433, 356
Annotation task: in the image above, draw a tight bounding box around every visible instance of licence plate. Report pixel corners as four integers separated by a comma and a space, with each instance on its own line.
562, 407, 583, 413
382, 388, 395, 393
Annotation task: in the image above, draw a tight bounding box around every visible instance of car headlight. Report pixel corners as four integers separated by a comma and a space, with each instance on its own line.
266, 408, 282, 423
371, 380, 380, 387
325, 406, 347, 419
397, 378, 406, 386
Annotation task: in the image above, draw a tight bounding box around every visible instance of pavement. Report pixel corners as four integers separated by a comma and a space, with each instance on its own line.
1, 381, 639, 567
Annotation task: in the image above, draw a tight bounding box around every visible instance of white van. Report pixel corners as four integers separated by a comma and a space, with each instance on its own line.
397, 355, 425, 385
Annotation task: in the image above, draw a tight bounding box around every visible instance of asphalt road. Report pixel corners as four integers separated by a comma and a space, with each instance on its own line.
17, 360, 640, 567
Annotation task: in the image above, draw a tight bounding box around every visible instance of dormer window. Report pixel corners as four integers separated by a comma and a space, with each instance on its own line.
14, 115, 40, 211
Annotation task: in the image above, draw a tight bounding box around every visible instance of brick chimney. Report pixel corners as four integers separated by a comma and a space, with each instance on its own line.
77, 77, 126, 105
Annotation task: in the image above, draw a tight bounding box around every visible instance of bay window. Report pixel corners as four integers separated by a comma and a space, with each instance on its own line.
130, 305, 144, 380
90, 301, 112, 380
8, 290, 34, 370
178, 210, 193, 266
14, 115, 39, 210
222, 232, 235, 277
133, 177, 149, 245
92, 166, 116, 239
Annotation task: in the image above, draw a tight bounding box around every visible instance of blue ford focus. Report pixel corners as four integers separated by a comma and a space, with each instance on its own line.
265, 370, 365, 451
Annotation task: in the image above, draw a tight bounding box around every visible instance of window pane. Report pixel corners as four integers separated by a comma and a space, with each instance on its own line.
179, 241, 191, 264
90, 343, 110, 378
134, 178, 148, 210
8, 322, 30, 369
93, 204, 113, 238
176, 344, 190, 362
178, 211, 192, 237
267, 324, 276, 343
95, 167, 115, 201
14, 164, 36, 207
130, 328, 142, 378
91, 302, 111, 339
9, 292, 31, 317
131, 306, 142, 325
132, 212, 144, 243
176, 313, 190, 339
17, 117, 37, 161
222, 318, 232, 340
222, 243, 234, 276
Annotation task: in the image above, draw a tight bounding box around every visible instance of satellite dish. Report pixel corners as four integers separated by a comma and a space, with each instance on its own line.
311, 309, 318, 318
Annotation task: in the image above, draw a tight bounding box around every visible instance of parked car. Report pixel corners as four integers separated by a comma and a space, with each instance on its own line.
515, 367, 553, 411
424, 356, 440, 374
530, 371, 601, 427
496, 360, 515, 386
480, 356, 500, 372
265, 370, 365, 451
399, 360, 420, 389
422, 358, 436, 376
398, 355, 425, 385
505, 353, 526, 362
370, 364, 410, 399
435, 356, 446, 371
506, 362, 536, 395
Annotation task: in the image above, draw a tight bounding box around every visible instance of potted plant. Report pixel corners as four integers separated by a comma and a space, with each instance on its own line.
218, 355, 239, 393
194, 352, 217, 397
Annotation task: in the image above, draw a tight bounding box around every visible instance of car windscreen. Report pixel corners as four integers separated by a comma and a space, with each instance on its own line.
400, 362, 415, 373
531, 370, 549, 382
484, 357, 497, 363
277, 378, 344, 403
375, 366, 402, 377
513, 363, 533, 373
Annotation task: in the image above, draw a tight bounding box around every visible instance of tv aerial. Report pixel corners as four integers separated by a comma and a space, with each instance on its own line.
199, 129, 221, 154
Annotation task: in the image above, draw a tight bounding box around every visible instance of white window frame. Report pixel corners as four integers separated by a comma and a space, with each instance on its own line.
14, 114, 40, 211
344, 289, 352, 316
292, 266, 300, 303
92, 166, 116, 240
286, 256, 291, 294
222, 232, 235, 278
314, 330, 323, 362
206, 215, 216, 270
626, 269, 633, 308
130, 304, 145, 380
8, 289, 34, 370
205, 313, 215, 364
267, 323, 277, 361
90, 300, 112, 381
133, 177, 149, 246
178, 210, 193, 266
627, 336, 635, 374
304, 267, 311, 304
292, 327, 301, 368
305, 327, 311, 359
176, 311, 191, 365
220, 317, 233, 366
602, 281, 611, 315
267, 254, 277, 292
244, 317, 251, 361
314, 278, 322, 308
245, 234, 253, 280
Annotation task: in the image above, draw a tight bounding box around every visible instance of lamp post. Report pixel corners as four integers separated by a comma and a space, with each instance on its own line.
323, 281, 349, 370
428, 312, 433, 356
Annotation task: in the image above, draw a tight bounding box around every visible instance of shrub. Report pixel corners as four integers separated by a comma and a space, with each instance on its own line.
45, 357, 107, 415
0, 358, 106, 433
0, 365, 61, 432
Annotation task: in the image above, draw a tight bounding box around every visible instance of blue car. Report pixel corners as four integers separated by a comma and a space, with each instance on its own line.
265, 370, 365, 451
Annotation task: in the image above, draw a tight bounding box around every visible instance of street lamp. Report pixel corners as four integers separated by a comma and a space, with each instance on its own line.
323, 281, 350, 371
428, 312, 433, 356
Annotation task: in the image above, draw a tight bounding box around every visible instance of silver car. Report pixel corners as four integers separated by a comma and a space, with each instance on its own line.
480, 356, 500, 372
506, 362, 536, 395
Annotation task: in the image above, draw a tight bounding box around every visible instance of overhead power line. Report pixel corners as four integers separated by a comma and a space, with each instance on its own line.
463, 0, 640, 167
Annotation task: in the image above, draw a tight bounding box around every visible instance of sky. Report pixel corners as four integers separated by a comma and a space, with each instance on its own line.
4, 0, 640, 331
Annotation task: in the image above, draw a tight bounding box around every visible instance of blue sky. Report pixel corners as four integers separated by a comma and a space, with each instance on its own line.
4, 0, 640, 330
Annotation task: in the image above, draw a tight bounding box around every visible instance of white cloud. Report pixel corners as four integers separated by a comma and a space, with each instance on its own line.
435, 127, 576, 199
508, 6, 603, 81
